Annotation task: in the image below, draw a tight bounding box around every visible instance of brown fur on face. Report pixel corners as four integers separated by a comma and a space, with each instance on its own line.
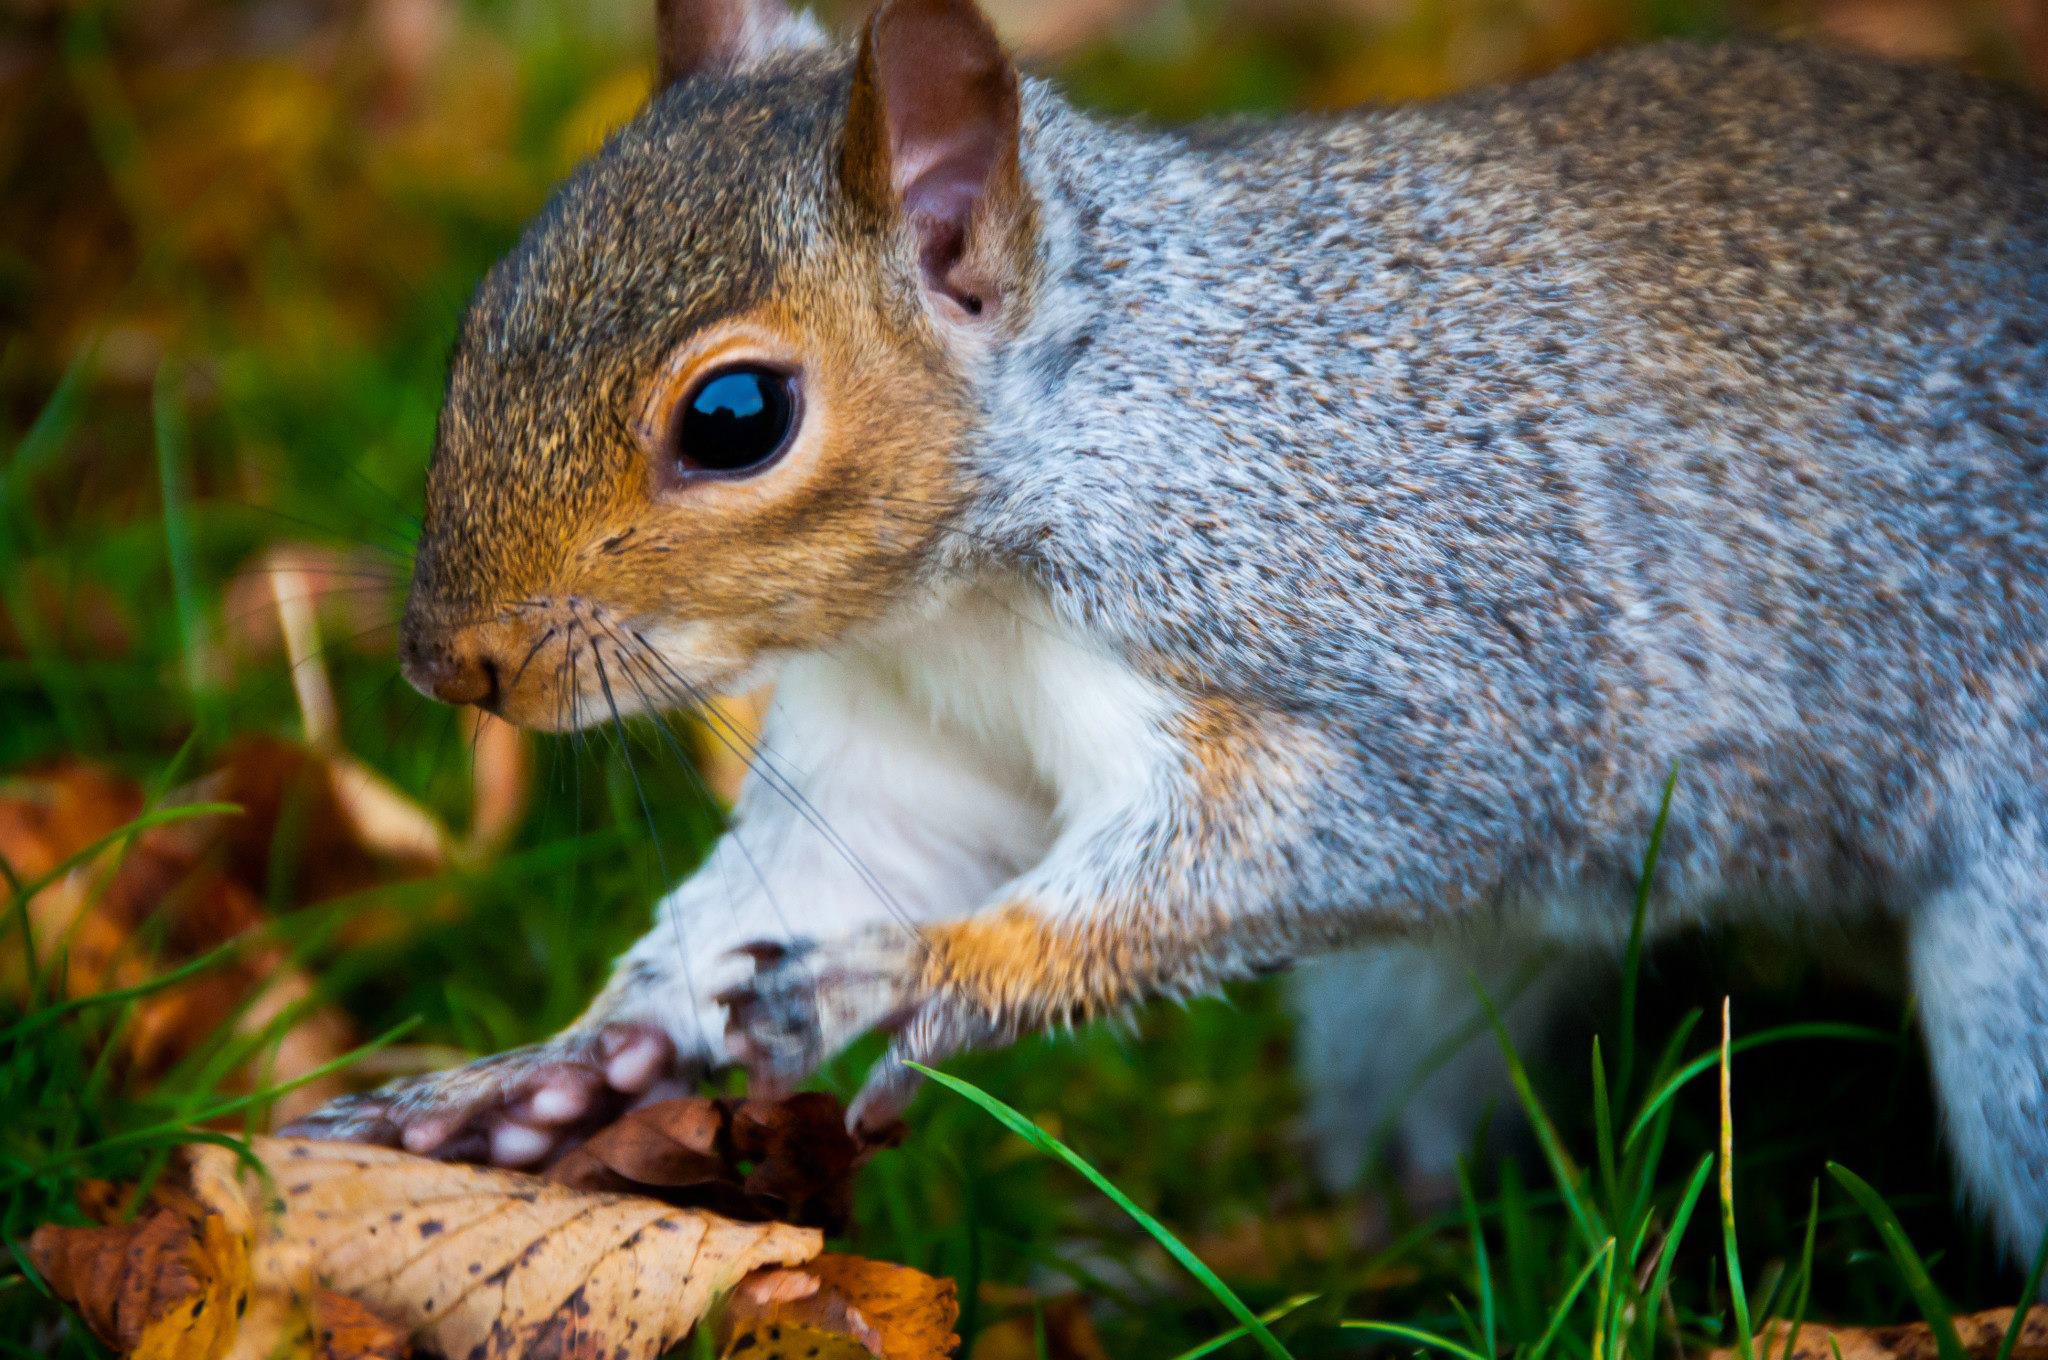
402, 49, 1014, 731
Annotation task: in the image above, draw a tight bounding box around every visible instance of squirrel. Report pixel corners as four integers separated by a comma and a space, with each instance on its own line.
284, 0, 2048, 1259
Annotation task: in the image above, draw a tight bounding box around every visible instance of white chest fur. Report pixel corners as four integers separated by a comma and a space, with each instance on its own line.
824, 578, 1178, 824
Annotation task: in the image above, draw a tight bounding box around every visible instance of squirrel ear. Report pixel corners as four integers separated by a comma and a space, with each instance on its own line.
655, 0, 823, 85
844, 0, 1025, 323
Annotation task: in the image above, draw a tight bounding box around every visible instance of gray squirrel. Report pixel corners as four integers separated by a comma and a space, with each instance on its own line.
286, 0, 2048, 1259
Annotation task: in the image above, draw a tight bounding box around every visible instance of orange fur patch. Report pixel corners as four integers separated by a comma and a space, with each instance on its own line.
918, 902, 1232, 1030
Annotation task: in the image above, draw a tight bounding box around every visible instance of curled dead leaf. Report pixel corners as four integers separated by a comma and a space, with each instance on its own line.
721, 1255, 961, 1360
544, 1093, 871, 1233
27, 1143, 410, 1360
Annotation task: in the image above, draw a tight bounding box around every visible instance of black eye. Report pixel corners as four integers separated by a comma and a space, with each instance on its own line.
672, 364, 798, 475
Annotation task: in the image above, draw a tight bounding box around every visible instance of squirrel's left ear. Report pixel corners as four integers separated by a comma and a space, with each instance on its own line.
843, 0, 1029, 325
655, 0, 824, 85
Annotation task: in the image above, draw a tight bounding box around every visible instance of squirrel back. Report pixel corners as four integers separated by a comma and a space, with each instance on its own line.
962, 40, 2048, 901
405, 16, 2048, 930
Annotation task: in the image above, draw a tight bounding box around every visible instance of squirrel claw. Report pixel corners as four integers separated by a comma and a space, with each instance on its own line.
849, 996, 1003, 1135
723, 929, 1007, 1131
278, 1023, 683, 1168
722, 929, 923, 1094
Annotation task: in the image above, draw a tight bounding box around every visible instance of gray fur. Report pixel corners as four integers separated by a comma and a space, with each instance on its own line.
950, 42, 2048, 1250
332, 31, 2048, 1256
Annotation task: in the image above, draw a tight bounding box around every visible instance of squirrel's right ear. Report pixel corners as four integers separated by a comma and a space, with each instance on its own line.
843, 0, 1028, 326
655, 0, 824, 85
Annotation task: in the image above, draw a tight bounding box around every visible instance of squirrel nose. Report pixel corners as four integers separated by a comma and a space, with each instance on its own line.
402, 634, 502, 710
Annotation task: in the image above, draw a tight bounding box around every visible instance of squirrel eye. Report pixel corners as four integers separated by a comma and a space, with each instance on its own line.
670, 364, 799, 476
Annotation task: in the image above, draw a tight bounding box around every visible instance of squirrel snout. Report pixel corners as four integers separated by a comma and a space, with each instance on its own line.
400, 628, 503, 711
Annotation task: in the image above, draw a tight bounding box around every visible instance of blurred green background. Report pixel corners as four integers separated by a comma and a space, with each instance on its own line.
4, 1, 2047, 1356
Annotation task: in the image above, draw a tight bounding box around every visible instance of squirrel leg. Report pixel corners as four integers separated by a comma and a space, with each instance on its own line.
726, 697, 1377, 1132
1291, 942, 1578, 1207
1909, 837, 2048, 1268
287, 668, 1027, 1164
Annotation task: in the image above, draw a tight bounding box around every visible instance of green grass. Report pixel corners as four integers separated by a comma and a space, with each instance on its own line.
4, 1, 2044, 1356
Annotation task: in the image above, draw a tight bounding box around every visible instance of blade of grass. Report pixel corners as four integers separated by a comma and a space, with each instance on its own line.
8, 1019, 417, 1184
1527, 1238, 1615, 1360
1477, 979, 1604, 1250
0, 940, 238, 1044
153, 361, 218, 740
1778, 1182, 1820, 1360
3, 339, 94, 525
1611, 1214, 1653, 1353
1361, 958, 1546, 1172
1457, 1160, 1497, 1358
1721, 999, 1755, 1360
1616, 763, 1678, 1098
1168, 1294, 1318, 1360
1624, 1023, 1893, 1149
1449, 1295, 1485, 1353
7, 801, 242, 916
910, 1062, 1294, 1360
1592, 1233, 1618, 1360
1499, 1155, 1539, 1335
1340, 1322, 1488, 1360
1826, 1163, 1965, 1360
1996, 1223, 2048, 1360
1592, 1035, 1619, 1218
1624, 1010, 1704, 1231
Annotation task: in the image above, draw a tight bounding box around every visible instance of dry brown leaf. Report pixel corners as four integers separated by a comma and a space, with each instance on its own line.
252, 1135, 822, 1360
0, 754, 378, 1119
29, 1209, 226, 1356
721, 1255, 960, 1360
1709, 1307, 2048, 1360
28, 1142, 410, 1360
545, 1093, 870, 1233
36, 1138, 827, 1360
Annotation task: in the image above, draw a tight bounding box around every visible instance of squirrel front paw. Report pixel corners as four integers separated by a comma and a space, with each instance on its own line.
718, 933, 922, 1090
721, 929, 999, 1136
278, 1023, 681, 1168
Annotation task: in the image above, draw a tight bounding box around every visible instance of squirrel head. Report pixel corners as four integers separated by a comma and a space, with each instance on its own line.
401, 0, 1037, 728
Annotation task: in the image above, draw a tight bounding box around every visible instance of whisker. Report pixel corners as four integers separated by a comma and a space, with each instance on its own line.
630, 634, 924, 943
871, 505, 1008, 550
225, 566, 405, 584
340, 463, 424, 537
215, 586, 403, 638
595, 637, 709, 1031
223, 498, 418, 562
598, 621, 803, 950
331, 667, 409, 746
506, 626, 559, 700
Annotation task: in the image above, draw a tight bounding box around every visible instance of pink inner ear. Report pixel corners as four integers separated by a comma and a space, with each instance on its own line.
901, 139, 1001, 289
866, 0, 1019, 308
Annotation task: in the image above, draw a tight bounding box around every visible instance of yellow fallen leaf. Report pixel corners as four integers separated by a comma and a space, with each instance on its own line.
28, 1142, 402, 1360
720, 1255, 960, 1360
250, 1136, 822, 1360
